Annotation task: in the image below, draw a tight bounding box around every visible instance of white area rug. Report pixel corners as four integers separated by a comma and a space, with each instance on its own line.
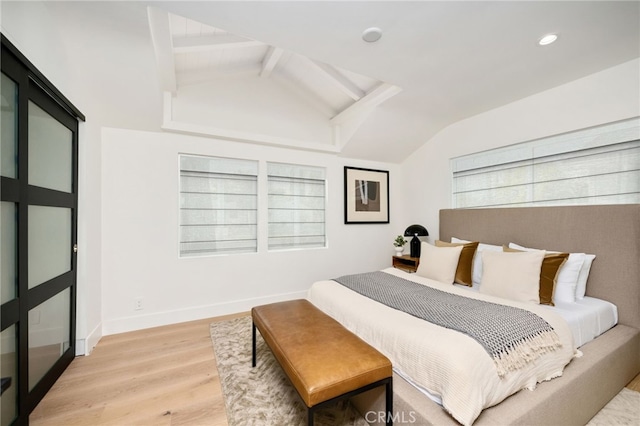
211, 316, 640, 425
586, 388, 640, 425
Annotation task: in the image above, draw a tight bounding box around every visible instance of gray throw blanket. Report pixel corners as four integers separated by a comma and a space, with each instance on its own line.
333, 271, 561, 377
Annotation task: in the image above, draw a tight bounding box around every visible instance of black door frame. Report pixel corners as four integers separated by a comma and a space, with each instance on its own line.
1, 34, 85, 425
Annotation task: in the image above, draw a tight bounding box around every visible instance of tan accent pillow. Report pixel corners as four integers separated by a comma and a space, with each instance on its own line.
479, 250, 545, 304
435, 240, 479, 286
416, 242, 463, 284
452, 237, 502, 286
509, 242, 585, 304
504, 247, 569, 306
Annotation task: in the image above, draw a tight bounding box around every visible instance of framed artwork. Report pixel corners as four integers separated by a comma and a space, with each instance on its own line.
344, 166, 389, 224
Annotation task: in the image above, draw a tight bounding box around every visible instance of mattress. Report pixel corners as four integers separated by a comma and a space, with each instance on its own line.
308, 268, 579, 425
454, 282, 618, 348
543, 297, 618, 348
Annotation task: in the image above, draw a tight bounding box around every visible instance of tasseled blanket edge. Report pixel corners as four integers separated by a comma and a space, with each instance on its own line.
493, 330, 562, 378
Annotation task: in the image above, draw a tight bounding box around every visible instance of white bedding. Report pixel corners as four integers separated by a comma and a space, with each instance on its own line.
544, 297, 618, 348
454, 282, 618, 348
307, 268, 580, 426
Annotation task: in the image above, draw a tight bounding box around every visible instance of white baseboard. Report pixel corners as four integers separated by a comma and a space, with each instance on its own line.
102, 291, 307, 336
75, 321, 103, 356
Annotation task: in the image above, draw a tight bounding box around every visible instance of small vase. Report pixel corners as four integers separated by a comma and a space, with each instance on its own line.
394, 246, 404, 255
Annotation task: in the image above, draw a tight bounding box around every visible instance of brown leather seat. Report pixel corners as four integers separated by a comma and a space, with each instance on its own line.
252, 299, 392, 425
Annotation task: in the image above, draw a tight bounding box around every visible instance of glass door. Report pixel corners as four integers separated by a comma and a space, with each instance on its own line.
1, 61, 20, 426
25, 92, 77, 399
1, 35, 83, 425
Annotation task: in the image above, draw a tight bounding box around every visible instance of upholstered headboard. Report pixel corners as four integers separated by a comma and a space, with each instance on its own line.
440, 204, 640, 329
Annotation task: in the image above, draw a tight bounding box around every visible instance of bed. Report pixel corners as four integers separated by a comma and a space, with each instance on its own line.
308, 205, 640, 425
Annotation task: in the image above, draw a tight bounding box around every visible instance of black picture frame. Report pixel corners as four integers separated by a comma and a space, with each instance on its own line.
344, 166, 389, 224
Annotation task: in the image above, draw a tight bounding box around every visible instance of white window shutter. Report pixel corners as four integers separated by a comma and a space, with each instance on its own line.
452, 118, 640, 208
267, 162, 326, 250
179, 155, 258, 256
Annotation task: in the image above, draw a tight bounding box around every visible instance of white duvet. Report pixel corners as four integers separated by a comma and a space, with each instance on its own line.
307, 268, 579, 426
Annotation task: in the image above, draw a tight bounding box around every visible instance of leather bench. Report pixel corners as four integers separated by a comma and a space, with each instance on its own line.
252, 299, 393, 426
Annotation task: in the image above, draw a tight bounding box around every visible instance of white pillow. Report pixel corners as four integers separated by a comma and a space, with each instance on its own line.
416, 242, 463, 284
508, 243, 585, 304
576, 254, 596, 299
479, 250, 545, 304
452, 237, 502, 286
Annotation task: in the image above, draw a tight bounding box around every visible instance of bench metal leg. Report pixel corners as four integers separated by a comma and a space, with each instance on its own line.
386, 378, 393, 426
252, 321, 257, 368
308, 406, 314, 426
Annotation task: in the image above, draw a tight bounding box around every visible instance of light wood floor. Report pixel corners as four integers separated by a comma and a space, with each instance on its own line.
30, 313, 640, 425
30, 312, 247, 426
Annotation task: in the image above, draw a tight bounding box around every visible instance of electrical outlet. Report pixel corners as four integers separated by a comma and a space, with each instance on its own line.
134, 298, 143, 311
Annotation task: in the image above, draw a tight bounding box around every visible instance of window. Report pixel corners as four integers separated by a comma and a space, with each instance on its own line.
179, 155, 258, 256
267, 162, 326, 250
451, 117, 640, 208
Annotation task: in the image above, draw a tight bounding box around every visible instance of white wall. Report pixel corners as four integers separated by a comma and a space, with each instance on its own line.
1, 0, 164, 354
101, 127, 403, 334
401, 58, 640, 239
173, 75, 333, 144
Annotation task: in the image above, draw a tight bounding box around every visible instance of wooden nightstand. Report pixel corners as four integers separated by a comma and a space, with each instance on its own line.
392, 255, 420, 273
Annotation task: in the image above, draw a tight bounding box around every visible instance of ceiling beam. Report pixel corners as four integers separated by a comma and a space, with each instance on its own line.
173, 34, 263, 53
331, 112, 372, 151
260, 47, 284, 78
309, 60, 364, 101
147, 7, 176, 93
330, 83, 402, 125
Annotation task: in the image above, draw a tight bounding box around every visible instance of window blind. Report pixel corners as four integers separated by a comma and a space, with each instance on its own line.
267, 162, 326, 250
179, 155, 258, 256
452, 118, 640, 208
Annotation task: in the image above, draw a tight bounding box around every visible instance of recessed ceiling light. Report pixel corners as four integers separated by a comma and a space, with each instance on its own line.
362, 27, 382, 43
538, 34, 558, 46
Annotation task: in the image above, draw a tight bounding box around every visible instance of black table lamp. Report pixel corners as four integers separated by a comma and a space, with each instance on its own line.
404, 224, 429, 258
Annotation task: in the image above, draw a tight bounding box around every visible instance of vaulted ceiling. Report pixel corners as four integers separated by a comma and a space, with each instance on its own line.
17, 1, 640, 163
163, 12, 393, 113
147, 6, 403, 156
146, 1, 640, 162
